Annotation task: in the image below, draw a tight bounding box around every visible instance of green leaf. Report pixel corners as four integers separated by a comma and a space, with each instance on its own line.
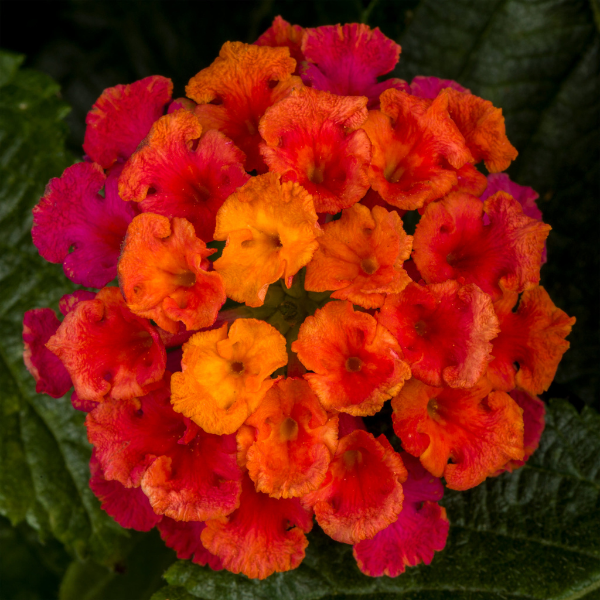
153, 400, 600, 600
396, 0, 600, 406
0, 51, 130, 565
59, 530, 176, 600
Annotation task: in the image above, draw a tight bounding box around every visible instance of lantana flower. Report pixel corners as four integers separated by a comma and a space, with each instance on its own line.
22, 14, 575, 583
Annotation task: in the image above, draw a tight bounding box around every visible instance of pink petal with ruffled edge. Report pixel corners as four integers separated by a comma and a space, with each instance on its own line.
89, 451, 162, 531
158, 518, 223, 570
353, 452, 449, 577
32, 162, 137, 288
409, 76, 470, 100
301, 23, 408, 107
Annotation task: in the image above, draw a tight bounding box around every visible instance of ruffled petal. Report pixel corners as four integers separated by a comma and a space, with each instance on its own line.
255, 16, 305, 72
301, 23, 407, 106
259, 87, 371, 213
378, 280, 499, 388
32, 162, 137, 288
413, 191, 550, 301
118, 214, 225, 333
487, 286, 575, 395
186, 42, 301, 173
47, 286, 166, 402
302, 430, 406, 544
392, 378, 524, 490
157, 518, 223, 570
240, 377, 339, 498
213, 173, 321, 306
201, 474, 313, 580
118, 110, 249, 242
409, 76, 470, 99
353, 452, 449, 576
23, 309, 72, 398
171, 320, 287, 434
292, 301, 411, 416
361, 89, 473, 210
83, 75, 173, 169
497, 390, 545, 473
443, 88, 518, 172
87, 378, 242, 521
481, 173, 546, 263
89, 451, 161, 531
305, 203, 413, 309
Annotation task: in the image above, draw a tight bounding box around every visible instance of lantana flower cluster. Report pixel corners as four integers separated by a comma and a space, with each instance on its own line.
23, 17, 575, 580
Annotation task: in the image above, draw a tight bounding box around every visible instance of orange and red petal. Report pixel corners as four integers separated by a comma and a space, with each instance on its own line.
487, 286, 575, 395
32, 162, 137, 288
157, 518, 223, 570
255, 16, 305, 72
201, 474, 313, 580
171, 320, 287, 435
378, 280, 499, 388
392, 378, 524, 490
118, 110, 249, 242
259, 87, 371, 213
353, 452, 449, 576
443, 88, 518, 172
86, 378, 242, 521
301, 23, 407, 106
83, 75, 173, 169
362, 90, 472, 210
47, 287, 166, 402
186, 42, 301, 173
23, 309, 72, 399
118, 214, 225, 333
481, 173, 546, 263
89, 451, 162, 532
302, 430, 406, 544
241, 377, 339, 498
293, 301, 410, 416
413, 191, 550, 301
497, 390, 545, 473
305, 203, 413, 309
213, 173, 321, 306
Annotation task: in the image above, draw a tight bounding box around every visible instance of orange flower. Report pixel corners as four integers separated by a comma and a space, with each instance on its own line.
302, 430, 406, 544
255, 16, 305, 72
118, 214, 226, 333
238, 377, 339, 498
259, 86, 372, 213
304, 203, 413, 308
170, 319, 287, 435
202, 474, 313, 579
361, 89, 472, 210
487, 286, 575, 395
292, 301, 411, 416
443, 88, 518, 173
213, 173, 321, 307
392, 378, 524, 490
186, 42, 302, 172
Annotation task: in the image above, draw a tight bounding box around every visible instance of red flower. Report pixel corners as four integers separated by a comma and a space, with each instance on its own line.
353, 452, 449, 576
260, 87, 372, 213
302, 430, 406, 544
46, 286, 166, 402
413, 191, 550, 301
83, 75, 173, 169
378, 280, 499, 388
118, 110, 249, 242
